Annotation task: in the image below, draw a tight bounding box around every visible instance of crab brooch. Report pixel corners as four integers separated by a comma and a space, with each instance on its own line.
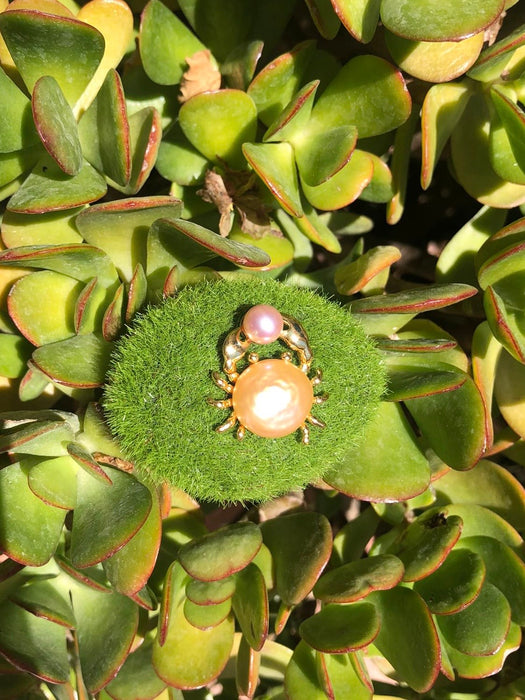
207, 304, 327, 443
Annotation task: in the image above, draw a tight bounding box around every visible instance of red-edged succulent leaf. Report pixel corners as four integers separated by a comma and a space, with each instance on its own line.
469, 22, 525, 82
32, 76, 82, 176
179, 522, 262, 582
299, 602, 380, 653
335, 245, 400, 296
0, 66, 38, 152
385, 360, 468, 401
285, 640, 334, 700
105, 638, 166, 700
387, 105, 420, 224
55, 555, 111, 592
125, 263, 148, 322
261, 512, 332, 607
186, 576, 236, 605
102, 284, 125, 341
350, 283, 477, 314
236, 634, 260, 700
330, 0, 380, 43
301, 149, 373, 211
26, 454, 78, 510
313, 554, 404, 603
0, 418, 74, 456
183, 597, 232, 630
332, 507, 380, 564
67, 441, 112, 484
368, 587, 440, 692
10, 579, 75, 628
263, 80, 319, 143
69, 464, 152, 568
32, 333, 114, 388
324, 401, 430, 502
294, 200, 342, 253
121, 107, 162, 195
445, 621, 521, 679
443, 503, 522, 547
0, 333, 32, 378
232, 563, 268, 650
316, 651, 372, 700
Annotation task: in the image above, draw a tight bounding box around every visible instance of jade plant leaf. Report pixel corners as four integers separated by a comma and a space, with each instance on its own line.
263, 80, 319, 144
442, 503, 522, 547
231, 563, 268, 650
317, 651, 372, 700
0, 462, 66, 565
0, 67, 38, 152
32, 333, 114, 388
310, 55, 411, 138
324, 401, 429, 501
0, 332, 32, 377
178, 522, 262, 581
437, 581, 511, 656
445, 621, 521, 679
7, 156, 108, 214
105, 639, 166, 700
32, 75, 82, 176
243, 142, 302, 217
123, 106, 162, 195
26, 454, 78, 510
368, 587, 440, 692
313, 554, 404, 603
0, 598, 69, 683
468, 22, 525, 82
1, 207, 84, 247
75, 196, 182, 282
186, 576, 236, 605
183, 597, 231, 629
285, 640, 334, 700
261, 512, 332, 607
299, 602, 380, 653
70, 464, 152, 568
179, 90, 257, 169
0, 418, 74, 456
380, 0, 504, 42
335, 245, 400, 295
0, 9, 105, 105
140, 0, 206, 86
330, 0, 381, 43
384, 360, 468, 401
67, 441, 112, 484
68, 579, 139, 693
156, 122, 209, 186
235, 634, 260, 699
414, 548, 485, 615
10, 578, 76, 628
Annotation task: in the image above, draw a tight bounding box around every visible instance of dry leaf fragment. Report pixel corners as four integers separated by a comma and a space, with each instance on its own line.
179, 49, 221, 103
198, 170, 234, 236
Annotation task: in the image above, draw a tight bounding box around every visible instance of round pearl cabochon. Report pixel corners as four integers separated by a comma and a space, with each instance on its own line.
232, 359, 313, 438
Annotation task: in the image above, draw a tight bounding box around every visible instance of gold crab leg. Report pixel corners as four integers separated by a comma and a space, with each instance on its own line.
211, 371, 233, 393
313, 393, 329, 404
237, 424, 246, 440
311, 368, 323, 386
300, 423, 310, 445
207, 397, 233, 410
215, 414, 238, 433
306, 414, 326, 429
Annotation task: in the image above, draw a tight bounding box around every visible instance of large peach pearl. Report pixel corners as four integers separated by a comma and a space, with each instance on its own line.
242, 304, 283, 345
233, 359, 313, 438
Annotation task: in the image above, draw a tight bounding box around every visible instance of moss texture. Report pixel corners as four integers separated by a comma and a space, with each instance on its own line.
103, 278, 386, 503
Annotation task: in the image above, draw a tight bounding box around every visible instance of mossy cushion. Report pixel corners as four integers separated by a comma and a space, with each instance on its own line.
103, 278, 385, 503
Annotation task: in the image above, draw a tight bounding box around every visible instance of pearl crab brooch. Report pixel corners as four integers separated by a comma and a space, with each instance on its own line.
208, 304, 328, 443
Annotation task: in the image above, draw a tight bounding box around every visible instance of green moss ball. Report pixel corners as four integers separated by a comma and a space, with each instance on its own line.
103, 278, 385, 503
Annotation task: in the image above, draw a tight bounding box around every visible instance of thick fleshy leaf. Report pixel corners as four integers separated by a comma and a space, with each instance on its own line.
7, 156, 108, 214
380, 0, 504, 42
456, 535, 525, 624
330, 0, 381, 43
310, 55, 411, 138
394, 510, 463, 582
414, 549, 485, 615
313, 554, 404, 603
443, 503, 522, 547
67, 441, 112, 485
350, 283, 477, 315
139, 0, 206, 85
261, 512, 332, 607
317, 651, 372, 700
184, 597, 231, 630
324, 401, 429, 501
69, 580, 138, 693
0, 412, 75, 456
78, 69, 131, 187
103, 484, 162, 596
0, 332, 32, 378
385, 360, 468, 401
490, 112, 525, 186
232, 563, 268, 650
451, 93, 525, 208
243, 142, 302, 217
75, 278, 108, 335
421, 82, 472, 190
10, 579, 75, 628
156, 123, 209, 186
26, 454, 78, 510
55, 555, 111, 593
369, 587, 440, 692
228, 227, 294, 271
469, 22, 525, 82
445, 621, 521, 679
385, 31, 483, 83
32, 333, 113, 388
437, 581, 511, 656
478, 239, 525, 291
301, 149, 373, 211
285, 641, 333, 700
32, 76, 82, 176
8, 270, 81, 346
0, 10, 104, 105
153, 218, 271, 268
334, 245, 400, 296
263, 80, 319, 144
300, 602, 380, 653
70, 464, 152, 568
186, 576, 236, 605
332, 507, 380, 565
179, 90, 257, 169
222, 39, 263, 91
433, 459, 525, 532
295, 124, 358, 188
386, 105, 419, 224
1, 207, 84, 247
0, 598, 69, 683
75, 196, 182, 282
0, 67, 38, 152
235, 634, 260, 699
120, 107, 161, 196
0, 462, 66, 565
247, 40, 316, 126
495, 350, 525, 438
405, 376, 487, 471
179, 522, 262, 582
105, 639, 166, 700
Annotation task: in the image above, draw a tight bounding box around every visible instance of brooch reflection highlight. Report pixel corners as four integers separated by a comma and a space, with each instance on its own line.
207, 304, 328, 443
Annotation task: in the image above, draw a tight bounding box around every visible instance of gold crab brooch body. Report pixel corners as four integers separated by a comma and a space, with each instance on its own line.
207, 304, 327, 443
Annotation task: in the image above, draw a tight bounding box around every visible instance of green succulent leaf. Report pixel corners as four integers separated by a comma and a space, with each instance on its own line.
105, 639, 166, 700
9, 579, 75, 629
380, 0, 504, 42
0, 462, 66, 566
0, 332, 32, 378
369, 587, 440, 692
139, 0, 207, 85
0, 598, 69, 683
293, 202, 342, 253
32, 75, 83, 177
385, 360, 468, 401
285, 640, 335, 700
0, 418, 75, 457
26, 454, 78, 510
183, 597, 231, 630
123, 107, 162, 195
186, 577, 236, 605
437, 581, 511, 656
468, 22, 525, 82
179, 90, 257, 169
445, 621, 521, 679
310, 55, 411, 138
0, 9, 105, 106
300, 602, 380, 653
263, 80, 319, 144
332, 507, 380, 565
316, 651, 372, 700
232, 563, 268, 650
32, 333, 113, 388
330, 0, 381, 43
70, 464, 152, 568
261, 512, 332, 607
156, 123, 209, 187
179, 522, 262, 582
314, 554, 404, 603
0, 67, 38, 152
442, 503, 522, 547
324, 401, 429, 501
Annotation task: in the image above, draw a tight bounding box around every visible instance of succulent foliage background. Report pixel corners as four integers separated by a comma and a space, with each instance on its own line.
0, 0, 525, 698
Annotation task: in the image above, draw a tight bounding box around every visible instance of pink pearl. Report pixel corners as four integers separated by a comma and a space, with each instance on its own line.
242, 304, 283, 344
233, 359, 313, 438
